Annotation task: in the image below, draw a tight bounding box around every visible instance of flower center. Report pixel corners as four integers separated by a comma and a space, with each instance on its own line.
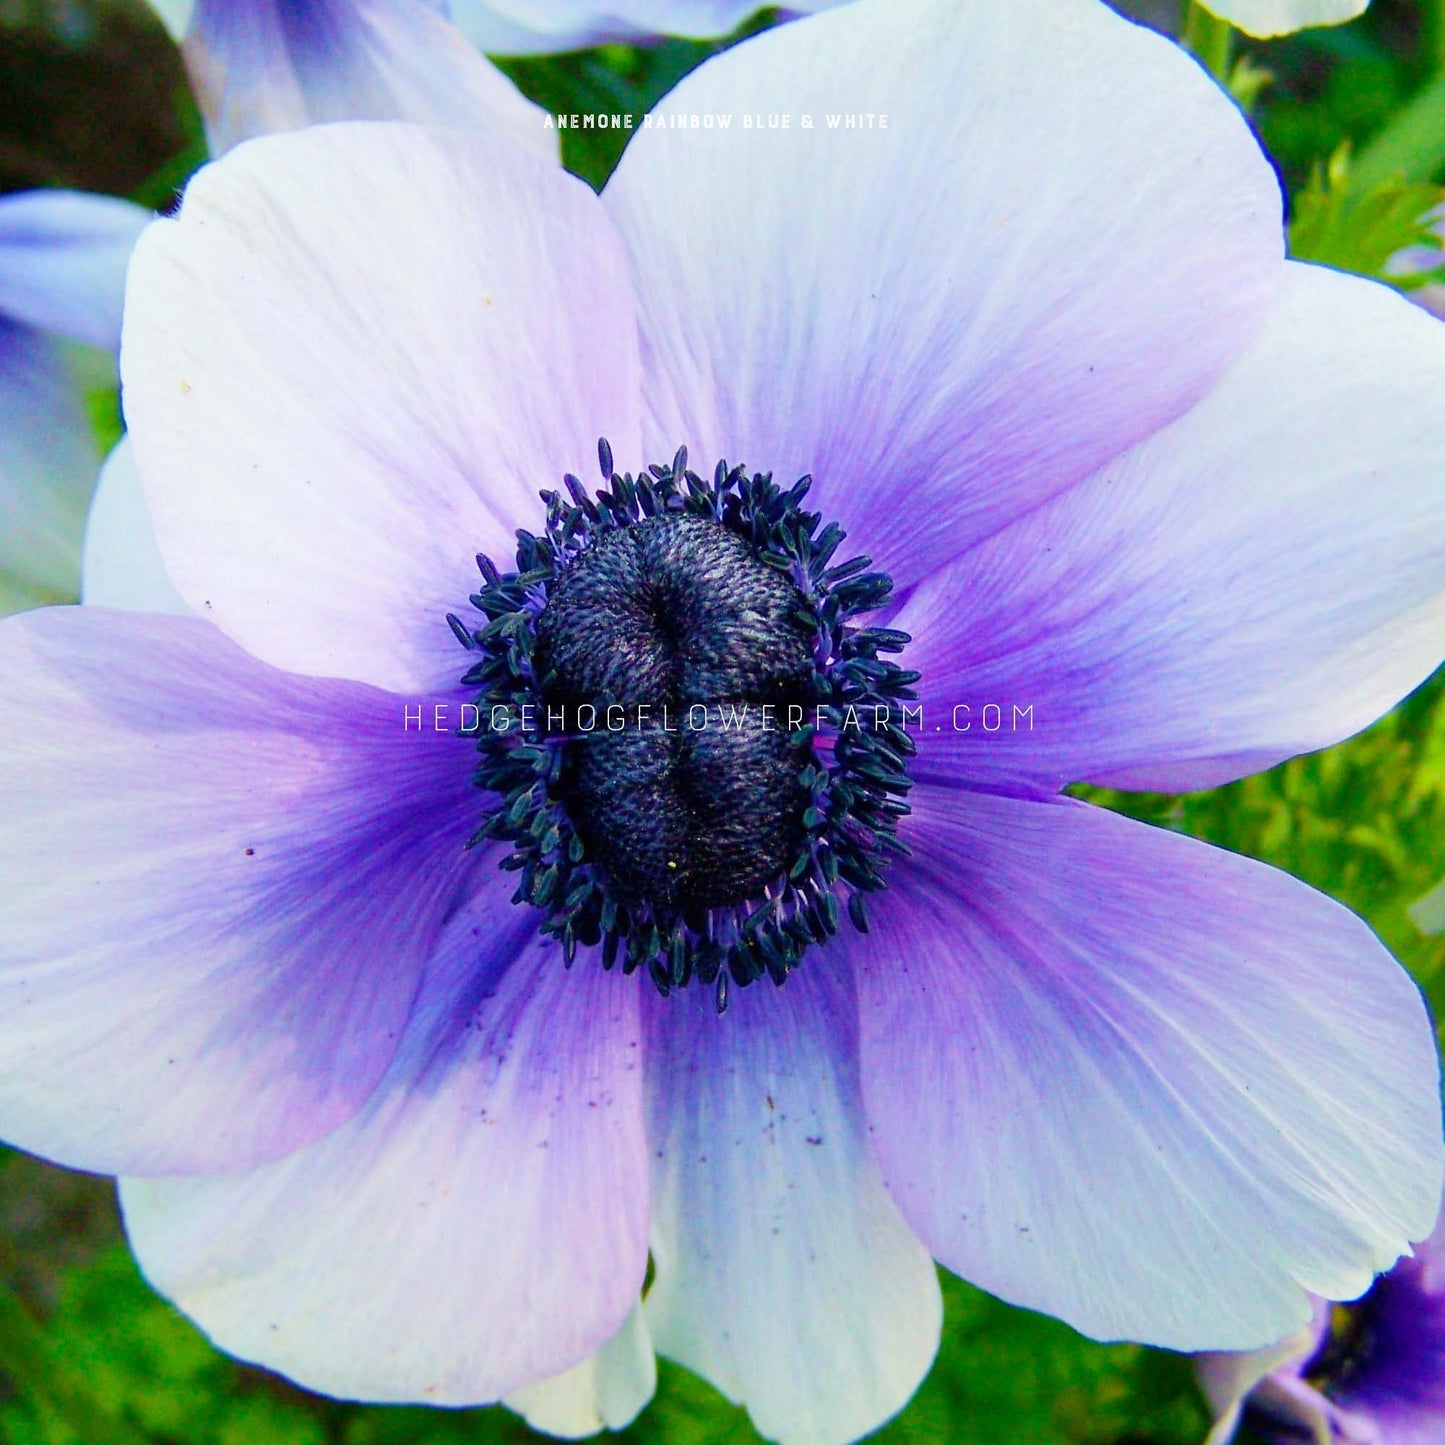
1304, 1298, 1377, 1397
450, 442, 917, 1009
534, 512, 815, 912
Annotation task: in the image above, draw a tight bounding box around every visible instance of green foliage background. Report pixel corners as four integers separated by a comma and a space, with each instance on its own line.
3, 0, 1445, 1441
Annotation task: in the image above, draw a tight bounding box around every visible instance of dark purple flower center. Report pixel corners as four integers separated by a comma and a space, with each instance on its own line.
448, 442, 917, 1009
534, 513, 815, 913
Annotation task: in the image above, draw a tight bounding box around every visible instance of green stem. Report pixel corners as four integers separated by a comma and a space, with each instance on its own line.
1181, 2, 1234, 82
0, 1282, 148, 1445
1350, 69, 1445, 191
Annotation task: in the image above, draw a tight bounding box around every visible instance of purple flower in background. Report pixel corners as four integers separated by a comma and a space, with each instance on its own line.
7, 0, 1445, 1440
143, 0, 847, 160
151, 0, 845, 69
1198, 1210, 1445, 1445
0, 190, 150, 615
1386, 202, 1445, 321
146, 0, 554, 154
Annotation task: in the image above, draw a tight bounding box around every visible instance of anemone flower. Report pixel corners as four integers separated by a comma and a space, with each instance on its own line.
151, 0, 845, 70
0, 190, 150, 616
1198, 0, 1367, 37
1197, 1209, 1445, 1445
146, 0, 553, 155
6, 0, 1445, 1442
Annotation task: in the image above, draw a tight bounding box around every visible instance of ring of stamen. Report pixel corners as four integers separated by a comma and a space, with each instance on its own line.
448, 441, 917, 1010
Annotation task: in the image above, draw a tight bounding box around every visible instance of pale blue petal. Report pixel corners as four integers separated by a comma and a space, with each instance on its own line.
643, 963, 941, 1445
0, 190, 150, 349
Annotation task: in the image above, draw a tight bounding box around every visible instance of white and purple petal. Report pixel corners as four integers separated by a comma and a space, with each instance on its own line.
121, 906, 649, 1404
901, 262, 1445, 796
642, 963, 941, 1445
850, 786, 1442, 1350
122, 122, 642, 695
0, 607, 485, 1175
603, 0, 1283, 588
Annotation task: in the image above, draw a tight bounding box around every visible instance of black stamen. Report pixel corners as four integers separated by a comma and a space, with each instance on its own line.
453, 442, 916, 1001
446, 613, 476, 650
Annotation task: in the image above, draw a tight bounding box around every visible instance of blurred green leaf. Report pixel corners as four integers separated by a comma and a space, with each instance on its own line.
1226, 53, 1273, 114
1250, 10, 1417, 196
1287, 147, 1444, 279
1350, 65, 1445, 191
0, 1235, 1217, 1445
0, 1265, 148, 1445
